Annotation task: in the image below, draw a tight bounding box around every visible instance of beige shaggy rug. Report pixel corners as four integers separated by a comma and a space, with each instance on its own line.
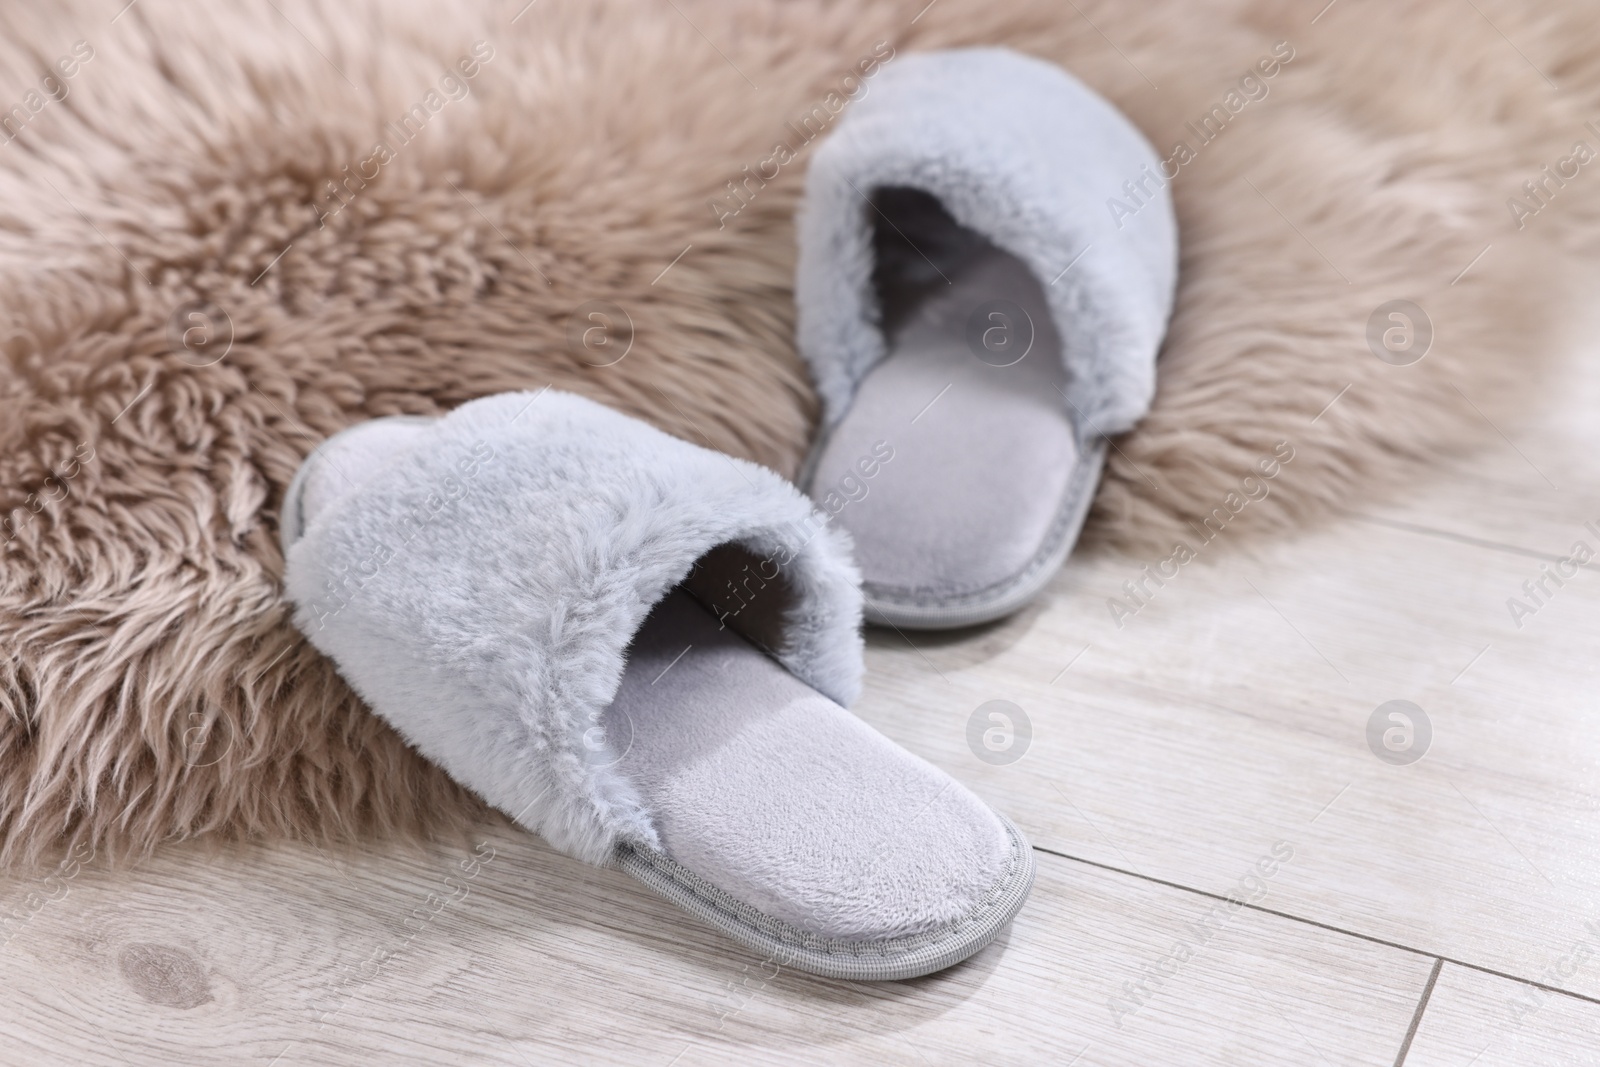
1, 0, 1597, 864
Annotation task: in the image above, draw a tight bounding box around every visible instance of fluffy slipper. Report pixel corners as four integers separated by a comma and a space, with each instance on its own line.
796, 47, 1179, 629
280, 390, 1034, 980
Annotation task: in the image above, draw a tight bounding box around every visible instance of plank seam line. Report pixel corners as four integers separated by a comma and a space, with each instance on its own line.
1030, 846, 1600, 1009
1393, 956, 1443, 1067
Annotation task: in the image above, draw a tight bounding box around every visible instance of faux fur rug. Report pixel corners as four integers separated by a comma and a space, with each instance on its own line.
2, 0, 1597, 863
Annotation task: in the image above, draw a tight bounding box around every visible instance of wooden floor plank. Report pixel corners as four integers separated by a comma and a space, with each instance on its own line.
1404, 963, 1600, 1067
0, 832, 1430, 1067
855, 508, 1600, 1001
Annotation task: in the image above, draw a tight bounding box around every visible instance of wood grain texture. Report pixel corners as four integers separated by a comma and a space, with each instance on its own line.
843, 337, 1600, 1005
1404, 963, 1600, 1067
855, 510, 1600, 992
0, 830, 1430, 1067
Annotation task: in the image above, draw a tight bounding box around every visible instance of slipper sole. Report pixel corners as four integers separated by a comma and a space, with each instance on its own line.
615, 816, 1035, 981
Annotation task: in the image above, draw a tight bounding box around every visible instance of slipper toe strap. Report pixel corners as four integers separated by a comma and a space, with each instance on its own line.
283, 390, 863, 864
797, 46, 1179, 439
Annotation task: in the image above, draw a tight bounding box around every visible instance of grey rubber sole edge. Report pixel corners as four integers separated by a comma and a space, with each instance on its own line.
803, 435, 1109, 632
613, 816, 1037, 981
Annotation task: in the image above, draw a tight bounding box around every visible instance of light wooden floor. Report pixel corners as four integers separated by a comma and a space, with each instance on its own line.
5, 328, 1600, 1062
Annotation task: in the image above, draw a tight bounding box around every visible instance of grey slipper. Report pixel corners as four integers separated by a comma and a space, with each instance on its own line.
280, 390, 1034, 980
796, 48, 1179, 629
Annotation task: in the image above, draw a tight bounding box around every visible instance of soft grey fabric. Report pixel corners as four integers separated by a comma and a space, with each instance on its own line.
281, 392, 1030, 957
795, 48, 1177, 626
606, 589, 1013, 941
808, 236, 1079, 600
795, 46, 1178, 439
282, 391, 864, 865
280, 415, 434, 550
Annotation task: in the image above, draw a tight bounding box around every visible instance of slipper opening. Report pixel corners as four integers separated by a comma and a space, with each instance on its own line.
604, 570, 1028, 962
808, 184, 1085, 613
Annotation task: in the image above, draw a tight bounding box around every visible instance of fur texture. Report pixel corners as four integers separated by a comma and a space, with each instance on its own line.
283, 391, 864, 865
0, 0, 1596, 862
796, 47, 1178, 438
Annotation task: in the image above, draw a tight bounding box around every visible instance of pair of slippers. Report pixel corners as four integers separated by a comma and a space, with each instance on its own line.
281, 49, 1176, 980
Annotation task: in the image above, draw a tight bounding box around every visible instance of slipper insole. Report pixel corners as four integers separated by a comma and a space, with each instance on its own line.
604, 589, 1012, 941
808, 189, 1080, 598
